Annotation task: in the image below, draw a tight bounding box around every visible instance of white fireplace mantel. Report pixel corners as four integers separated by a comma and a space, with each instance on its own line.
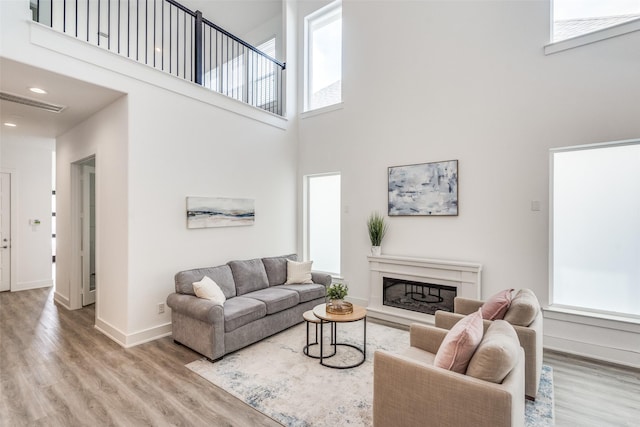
367, 255, 483, 326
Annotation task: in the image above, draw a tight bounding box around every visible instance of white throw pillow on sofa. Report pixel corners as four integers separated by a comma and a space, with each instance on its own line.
193, 276, 226, 305
285, 260, 314, 284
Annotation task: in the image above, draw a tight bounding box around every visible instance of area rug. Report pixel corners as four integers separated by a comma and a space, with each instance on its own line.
187, 321, 554, 426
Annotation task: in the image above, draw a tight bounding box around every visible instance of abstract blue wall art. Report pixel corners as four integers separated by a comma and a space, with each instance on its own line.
388, 160, 458, 216
187, 197, 255, 228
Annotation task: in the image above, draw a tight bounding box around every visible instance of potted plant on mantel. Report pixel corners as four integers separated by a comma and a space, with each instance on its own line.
367, 211, 388, 256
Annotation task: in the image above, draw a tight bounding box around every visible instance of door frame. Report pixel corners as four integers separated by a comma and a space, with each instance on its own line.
0, 169, 17, 292
81, 165, 96, 306
70, 157, 97, 309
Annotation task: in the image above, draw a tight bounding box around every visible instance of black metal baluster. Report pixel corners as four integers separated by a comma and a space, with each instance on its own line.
117, 0, 120, 53
75, 0, 78, 37
145, 0, 148, 64
107, 0, 110, 50
176, 9, 179, 76
128, 1, 132, 57
215, 30, 219, 92
153, 0, 156, 66
182, 11, 186, 79
241, 45, 245, 102
272, 63, 275, 113
86, 0, 89, 41
136, 0, 139, 61
216, 28, 220, 91
194, 10, 202, 84
268, 60, 271, 111
97, 0, 100, 46
219, 31, 223, 93
269, 61, 272, 112
63, 0, 66, 32
248, 50, 252, 106
176, 6, 178, 75
169, 5, 171, 74
226, 37, 229, 96
50, 0, 53, 27
258, 56, 262, 108
161, 0, 164, 70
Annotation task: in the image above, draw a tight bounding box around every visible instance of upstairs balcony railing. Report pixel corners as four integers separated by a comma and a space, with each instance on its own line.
31, 0, 285, 116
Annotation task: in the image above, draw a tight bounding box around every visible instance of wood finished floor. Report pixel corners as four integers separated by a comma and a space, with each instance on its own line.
1, 287, 639, 426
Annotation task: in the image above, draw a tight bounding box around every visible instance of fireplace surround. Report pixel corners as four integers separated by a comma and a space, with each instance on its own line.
368, 255, 482, 326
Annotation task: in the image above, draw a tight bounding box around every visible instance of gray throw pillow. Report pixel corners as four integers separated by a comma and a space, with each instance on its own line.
262, 254, 298, 286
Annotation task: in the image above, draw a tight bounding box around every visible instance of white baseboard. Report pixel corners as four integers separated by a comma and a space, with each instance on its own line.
544, 335, 640, 369
124, 323, 173, 347
54, 291, 71, 309
15, 279, 53, 291
95, 317, 128, 347
95, 317, 172, 348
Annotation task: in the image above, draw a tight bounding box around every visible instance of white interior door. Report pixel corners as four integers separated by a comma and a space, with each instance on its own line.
81, 165, 96, 306
0, 172, 11, 292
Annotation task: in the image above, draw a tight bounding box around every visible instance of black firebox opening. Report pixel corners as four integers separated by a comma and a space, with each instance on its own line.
383, 277, 456, 315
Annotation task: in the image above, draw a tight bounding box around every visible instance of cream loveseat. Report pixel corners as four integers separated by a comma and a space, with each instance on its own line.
166, 254, 331, 361
435, 289, 543, 399
374, 321, 525, 427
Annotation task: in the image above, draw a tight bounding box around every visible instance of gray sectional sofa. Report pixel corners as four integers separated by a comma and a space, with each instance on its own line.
166, 254, 331, 361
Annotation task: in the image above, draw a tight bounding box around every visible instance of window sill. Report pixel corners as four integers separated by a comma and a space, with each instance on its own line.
300, 102, 343, 119
544, 305, 640, 332
545, 18, 640, 55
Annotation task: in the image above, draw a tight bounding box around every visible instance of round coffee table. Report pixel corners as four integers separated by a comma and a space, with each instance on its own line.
312, 303, 367, 369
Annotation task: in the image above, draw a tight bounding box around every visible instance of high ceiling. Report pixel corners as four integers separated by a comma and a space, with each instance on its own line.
0, 58, 125, 139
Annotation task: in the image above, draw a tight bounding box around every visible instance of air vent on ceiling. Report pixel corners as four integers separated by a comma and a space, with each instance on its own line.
0, 91, 66, 113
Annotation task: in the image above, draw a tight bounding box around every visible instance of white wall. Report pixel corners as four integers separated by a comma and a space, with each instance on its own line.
0, 135, 54, 290
296, 1, 640, 366
56, 97, 130, 340
126, 84, 297, 340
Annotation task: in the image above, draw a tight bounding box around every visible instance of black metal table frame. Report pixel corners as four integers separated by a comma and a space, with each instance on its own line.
304, 317, 337, 359
319, 316, 367, 369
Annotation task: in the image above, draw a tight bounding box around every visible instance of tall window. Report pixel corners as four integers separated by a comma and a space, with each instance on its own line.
304, 2, 342, 112
551, 141, 640, 317
306, 173, 341, 275
553, 0, 640, 42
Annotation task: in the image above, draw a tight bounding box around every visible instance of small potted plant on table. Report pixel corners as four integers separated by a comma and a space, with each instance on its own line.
326, 282, 352, 314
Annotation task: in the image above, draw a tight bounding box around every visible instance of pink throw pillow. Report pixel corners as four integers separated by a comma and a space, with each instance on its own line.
481, 289, 514, 320
434, 308, 484, 373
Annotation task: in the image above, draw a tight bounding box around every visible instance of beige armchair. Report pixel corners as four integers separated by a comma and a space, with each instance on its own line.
373, 323, 525, 427
435, 294, 543, 400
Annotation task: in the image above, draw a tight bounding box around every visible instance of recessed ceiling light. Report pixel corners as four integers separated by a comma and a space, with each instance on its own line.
29, 87, 47, 94
155, 47, 161, 52
3, 122, 17, 127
